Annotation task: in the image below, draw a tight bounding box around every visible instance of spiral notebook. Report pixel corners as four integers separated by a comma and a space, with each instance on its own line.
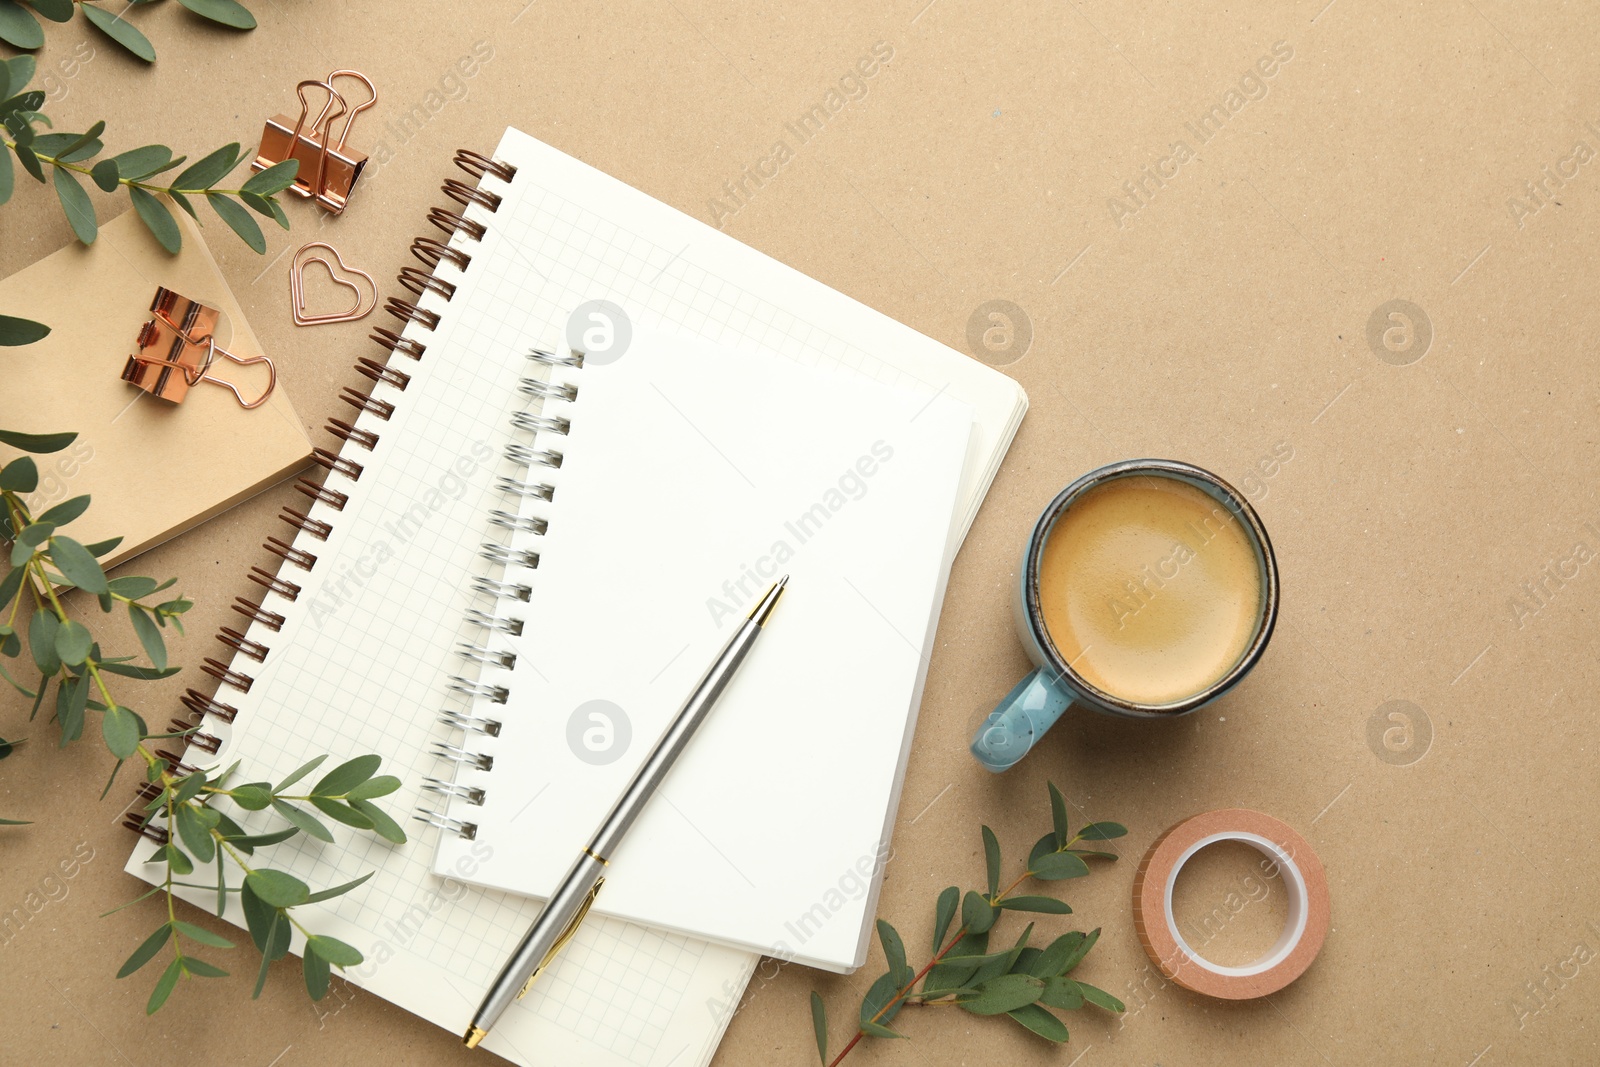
433, 323, 971, 971
122, 126, 1025, 1064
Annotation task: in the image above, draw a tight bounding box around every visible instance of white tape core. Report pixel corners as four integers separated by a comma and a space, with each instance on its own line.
1162, 830, 1308, 978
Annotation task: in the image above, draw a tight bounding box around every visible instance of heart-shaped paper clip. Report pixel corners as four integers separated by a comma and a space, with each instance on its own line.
289, 241, 377, 326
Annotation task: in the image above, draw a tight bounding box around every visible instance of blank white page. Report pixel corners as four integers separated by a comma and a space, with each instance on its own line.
434, 326, 971, 972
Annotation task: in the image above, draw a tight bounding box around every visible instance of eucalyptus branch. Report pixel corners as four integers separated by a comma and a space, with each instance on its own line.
2, 428, 403, 1015
0, 54, 299, 258
0, 0, 257, 65
809, 782, 1128, 1065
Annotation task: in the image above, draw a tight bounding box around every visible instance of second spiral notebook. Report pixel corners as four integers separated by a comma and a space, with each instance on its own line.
439, 323, 971, 972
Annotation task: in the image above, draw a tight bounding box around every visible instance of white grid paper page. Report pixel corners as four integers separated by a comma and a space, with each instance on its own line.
121, 153, 753, 1067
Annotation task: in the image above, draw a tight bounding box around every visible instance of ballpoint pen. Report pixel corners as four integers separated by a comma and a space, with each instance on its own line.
463, 575, 789, 1048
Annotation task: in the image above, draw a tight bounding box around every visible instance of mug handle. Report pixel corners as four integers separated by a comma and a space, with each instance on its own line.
970, 668, 1074, 772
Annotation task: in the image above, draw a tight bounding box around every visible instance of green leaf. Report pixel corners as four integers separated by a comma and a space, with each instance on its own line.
0, 564, 25, 613
4, 54, 37, 93
173, 920, 233, 949
923, 930, 989, 994
877, 919, 908, 985
858, 971, 905, 1027
996, 896, 1073, 915
313, 753, 381, 796
1031, 931, 1085, 978
306, 934, 362, 967
265, 196, 289, 230
244, 868, 309, 908
172, 142, 240, 191
274, 753, 327, 792
174, 803, 216, 863
14, 143, 44, 183
111, 145, 174, 180
146, 957, 182, 1014
28, 609, 59, 675
85, 536, 123, 557
982, 824, 1000, 897
172, 771, 209, 805
208, 192, 264, 253
128, 605, 166, 669
117, 923, 172, 978
1048, 781, 1069, 849
53, 618, 89, 666
0, 428, 73, 452
960, 974, 1045, 1016
51, 535, 107, 593
229, 782, 272, 810
58, 672, 87, 744
175, 0, 255, 28
49, 121, 105, 162
0, 144, 12, 207
52, 166, 97, 244
859, 1020, 903, 1039
806, 991, 832, 1062
350, 797, 406, 843
240, 881, 275, 951
302, 870, 373, 904
27, 0, 73, 22
242, 158, 297, 196
270, 798, 334, 843
168, 189, 197, 219
89, 158, 120, 192
252, 927, 276, 998
0, 313, 48, 347
82, 4, 156, 62
102, 705, 142, 759
961, 890, 996, 935
1007, 1002, 1069, 1042
0, 2, 44, 50
1057, 928, 1099, 975
1073, 979, 1124, 1013
182, 957, 228, 979
0, 455, 37, 491
96, 662, 179, 680
345, 774, 401, 801
1030, 851, 1091, 881
970, 922, 1033, 987
129, 186, 180, 253
1076, 822, 1128, 841
1038, 975, 1084, 1010
303, 946, 330, 999
223, 826, 299, 848
37, 495, 90, 527
932, 885, 959, 951
215, 855, 227, 918
107, 575, 159, 600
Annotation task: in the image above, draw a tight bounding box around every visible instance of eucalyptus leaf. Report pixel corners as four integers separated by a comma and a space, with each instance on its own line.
1030, 850, 1091, 881
982, 824, 1000, 897
129, 186, 180, 253
111, 144, 173, 180
270, 798, 335, 843
809, 991, 827, 1065
208, 192, 264, 253
244, 868, 309, 908
101, 705, 143, 759
0, 144, 12, 206
82, 4, 156, 63
53, 618, 90, 666
160, 843, 194, 876
303, 946, 330, 999
1075, 822, 1128, 841
173, 919, 232, 949
1006, 1002, 1069, 1042
0, 1, 44, 50
1048, 781, 1069, 849
349, 797, 406, 843
0, 428, 73, 452
175, 0, 255, 29
313, 753, 381, 795
0, 455, 37, 491
174, 803, 215, 863
302, 870, 373, 904
961, 890, 995, 935
0, 312, 47, 346
995, 895, 1073, 915
117, 922, 171, 978
182, 957, 228, 979
858, 971, 905, 1027
931, 885, 959, 951
128, 605, 166, 669
28, 609, 59, 675
1038, 975, 1084, 1010
52, 166, 97, 244
146, 957, 182, 1014
1071, 979, 1124, 1013
107, 575, 159, 600
28, 0, 72, 22
90, 158, 120, 192
241, 158, 297, 196
305, 934, 362, 967
172, 142, 240, 191
37, 494, 90, 527
958, 973, 1044, 1016
274, 753, 327, 792
51, 535, 108, 593
345, 775, 401, 800
877, 919, 908, 985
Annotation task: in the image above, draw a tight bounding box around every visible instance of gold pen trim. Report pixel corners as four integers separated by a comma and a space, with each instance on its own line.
463, 1025, 487, 1049
584, 847, 609, 865
517, 876, 606, 1000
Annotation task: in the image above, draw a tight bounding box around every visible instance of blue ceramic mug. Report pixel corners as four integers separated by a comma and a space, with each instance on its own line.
970, 459, 1279, 771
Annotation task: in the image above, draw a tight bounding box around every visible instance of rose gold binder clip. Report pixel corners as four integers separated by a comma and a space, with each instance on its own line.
290, 242, 377, 326
251, 69, 377, 215
121, 288, 277, 409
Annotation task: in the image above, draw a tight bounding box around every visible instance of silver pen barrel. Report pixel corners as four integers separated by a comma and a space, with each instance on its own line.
465, 576, 786, 1047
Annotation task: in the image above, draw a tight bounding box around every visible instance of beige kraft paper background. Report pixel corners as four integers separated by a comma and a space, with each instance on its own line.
2, 2, 1597, 1065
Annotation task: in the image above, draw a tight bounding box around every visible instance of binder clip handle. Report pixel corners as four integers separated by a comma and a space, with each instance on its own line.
326, 70, 378, 153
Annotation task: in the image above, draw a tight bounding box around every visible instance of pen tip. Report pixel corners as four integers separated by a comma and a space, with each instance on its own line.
748, 577, 787, 625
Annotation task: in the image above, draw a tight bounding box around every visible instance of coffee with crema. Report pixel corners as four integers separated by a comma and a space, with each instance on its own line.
1037, 475, 1263, 706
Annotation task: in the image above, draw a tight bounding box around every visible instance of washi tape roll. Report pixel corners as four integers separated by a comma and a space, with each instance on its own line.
1131, 808, 1329, 999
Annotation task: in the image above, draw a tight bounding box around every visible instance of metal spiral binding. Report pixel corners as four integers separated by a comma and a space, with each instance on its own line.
233, 597, 285, 631
265, 535, 317, 570
296, 480, 349, 511
446, 676, 510, 703
340, 386, 397, 420
202, 656, 255, 693
218, 626, 269, 663
427, 207, 486, 242
170, 720, 222, 754
456, 641, 516, 669
431, 742, 494, 771
182, 688, 240, 723
247, 566, 301, 600
453, 148, 518, 182
415, 809, 478, 840
479, 542, 539, 569
493, 475, 555, 502
463, 607, 523, 636
422, 776, 488, 805
154, 749, 202, 777
488, 509, 548, 536
504, 442, 564, 469
397, 265, 458, 301
280, 507, 333, 540
356, 357, 411, 391
311, 447, 365, 481
412, 236, 471, 272
527, 346, 584, 369
370, 325, 427, 360
470, 575, 531, 602
442, 177, 504, 213
439, 709, 504, 736
517, 376, 578, 403
327, 417, 380, 450
508, 410, 571, 436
